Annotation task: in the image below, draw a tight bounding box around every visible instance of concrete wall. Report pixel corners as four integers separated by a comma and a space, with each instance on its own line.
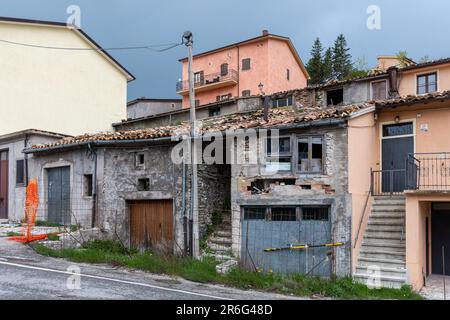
0, 21, 129, 136
0, 133, 66, 221
113, 97, 263, 131
230, 125, 352, 276
127, 100, 182, 120
347, 111, 377, 271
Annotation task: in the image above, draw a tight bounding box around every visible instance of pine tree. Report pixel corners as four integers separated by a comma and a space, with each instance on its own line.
322, 48, 333, 82
332, 34, 353, 80
306, 38, 325, 84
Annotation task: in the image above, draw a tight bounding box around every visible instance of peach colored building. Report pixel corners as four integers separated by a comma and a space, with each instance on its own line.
176, 31, 309, 108
350, 58, 450, 291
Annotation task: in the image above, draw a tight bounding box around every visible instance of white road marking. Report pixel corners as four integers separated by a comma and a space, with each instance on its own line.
0, 260, 233, 300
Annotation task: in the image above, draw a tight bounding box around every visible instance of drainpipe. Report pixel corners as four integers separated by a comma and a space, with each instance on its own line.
88, 143, 98, 228
24, 134, 29, 185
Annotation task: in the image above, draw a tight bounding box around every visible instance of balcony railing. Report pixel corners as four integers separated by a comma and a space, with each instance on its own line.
407, 152, 450, 191
176, 69, 238, 93
371, 152, 450, 196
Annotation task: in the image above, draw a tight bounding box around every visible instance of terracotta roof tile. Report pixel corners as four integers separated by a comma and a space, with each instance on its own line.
30, 104, 372, 151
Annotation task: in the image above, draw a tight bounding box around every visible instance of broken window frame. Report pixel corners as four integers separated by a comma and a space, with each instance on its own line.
272, 96, 293, 108
135, 152, 145, 168
370, 79, 388, 100
16, 159, 25, 186
297, 135, 324, 174
326, 87, 344, 106
264, 136, 293, 172
83, 174, 93, 197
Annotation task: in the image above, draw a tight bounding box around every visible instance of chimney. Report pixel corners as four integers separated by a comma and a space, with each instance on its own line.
262, 29, 269, 36
387, 67, 399, 98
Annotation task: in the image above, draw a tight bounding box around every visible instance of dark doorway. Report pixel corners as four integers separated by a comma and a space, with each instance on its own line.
381, 124, 414, 193
426, 217, 430, 276
431, 203, 450, 275
47, 166, 71, 225
0, 150, 8, 219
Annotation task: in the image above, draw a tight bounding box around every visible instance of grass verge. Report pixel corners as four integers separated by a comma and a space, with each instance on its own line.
34, 240, 422, 300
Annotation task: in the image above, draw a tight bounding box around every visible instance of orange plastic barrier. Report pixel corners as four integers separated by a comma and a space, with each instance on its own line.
8, 179, 48, 243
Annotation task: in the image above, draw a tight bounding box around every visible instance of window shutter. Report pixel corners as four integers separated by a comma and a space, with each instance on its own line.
220, 63, 228, 76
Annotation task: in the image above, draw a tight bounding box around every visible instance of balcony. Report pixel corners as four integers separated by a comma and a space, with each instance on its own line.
371, 152, 450, 196
176, 69, 238, 95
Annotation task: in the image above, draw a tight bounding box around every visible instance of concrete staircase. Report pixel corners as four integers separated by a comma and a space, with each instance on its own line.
354, 196, 408, 289
202, 213, 237, 272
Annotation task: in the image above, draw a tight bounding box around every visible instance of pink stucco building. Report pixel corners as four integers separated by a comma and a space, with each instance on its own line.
176, 30, 309, 108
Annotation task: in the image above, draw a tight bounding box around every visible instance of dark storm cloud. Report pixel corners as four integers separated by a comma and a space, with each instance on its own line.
1, 0, 449, 100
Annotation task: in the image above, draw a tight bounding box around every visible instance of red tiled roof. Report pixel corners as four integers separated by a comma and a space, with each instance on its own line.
30, 104, 372, 151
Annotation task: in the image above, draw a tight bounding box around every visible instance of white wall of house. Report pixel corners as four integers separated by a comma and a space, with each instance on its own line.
0, 19, 132, 136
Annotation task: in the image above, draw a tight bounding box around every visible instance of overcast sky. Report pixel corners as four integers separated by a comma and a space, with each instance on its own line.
1, 0, 449, 100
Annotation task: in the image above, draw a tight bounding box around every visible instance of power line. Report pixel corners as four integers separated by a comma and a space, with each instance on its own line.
0, 38, 184, 52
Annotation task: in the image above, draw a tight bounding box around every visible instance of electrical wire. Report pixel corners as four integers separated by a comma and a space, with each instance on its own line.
0, 38, 184, 52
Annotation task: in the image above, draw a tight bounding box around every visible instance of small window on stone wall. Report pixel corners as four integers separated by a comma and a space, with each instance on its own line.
83, 174, 93, 197
137, 178, 150, 191
136, 153, 145, 168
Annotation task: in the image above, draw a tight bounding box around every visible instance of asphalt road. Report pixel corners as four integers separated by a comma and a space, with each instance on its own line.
0, 237, 300, 300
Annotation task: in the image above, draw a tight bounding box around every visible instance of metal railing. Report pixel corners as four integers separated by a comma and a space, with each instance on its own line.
407, 152, 450, 191
176, 69, 238, 92
371, 168, 407, 196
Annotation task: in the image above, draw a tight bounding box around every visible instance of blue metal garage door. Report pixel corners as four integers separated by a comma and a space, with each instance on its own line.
241, 206, 332, 277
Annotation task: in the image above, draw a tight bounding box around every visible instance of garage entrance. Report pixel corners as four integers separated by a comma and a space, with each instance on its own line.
129, 200, 174, 252
241, 206, 332, 276
432, 203, 450, 275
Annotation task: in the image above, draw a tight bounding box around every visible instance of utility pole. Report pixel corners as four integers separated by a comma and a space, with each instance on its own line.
183, 31, 199, 258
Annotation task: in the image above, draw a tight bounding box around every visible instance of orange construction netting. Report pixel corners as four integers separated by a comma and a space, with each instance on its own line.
8, 179, 48, 243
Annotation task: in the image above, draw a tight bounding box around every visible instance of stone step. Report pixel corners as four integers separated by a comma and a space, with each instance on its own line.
369, 214, 405, 222
361, 241, 405, 250
203, 253, 234, 262
365, 225, 404, 232
368, 220, 405, 227
206, 242, 232, 253
214, 230, 232, 238
371, 207, 405, 213
209, 236, 232, 246
353, 273, 406, 289
364, 229, 405, 239
373, 196, 405, 201
364, 233, 405, 242
357, 256, 405, 268
356, 265, 407, 278
360, 248, 406, 260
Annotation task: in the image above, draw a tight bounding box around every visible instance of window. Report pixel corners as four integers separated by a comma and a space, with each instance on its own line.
301, 207, 329, 221
243, 207, 266, 220
371, 80, 387, 100
220, 63, 228, 76
136, 153, 145, 168
417, 72, 437, 94
271, 207, 296, 221
287, 68, 290, 81
265, 136, 292, 172
242, 90, 251, 97
326, 88, 343, 106
137, 178, 150, 191
83, 174, 93, 197
242, 58, 251, 71
382, 122, 413, 137
298, 136, 323, 173
243, 205, 331, 222
195, 99, 200, 107
208, 106, 221, 117
272, 96, 293, 108
16, 159, 25, 185
216, 94, 232, 101
194, 71, 204, 85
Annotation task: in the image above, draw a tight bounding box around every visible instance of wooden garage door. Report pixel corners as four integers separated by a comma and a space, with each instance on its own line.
129, 200, 173, 251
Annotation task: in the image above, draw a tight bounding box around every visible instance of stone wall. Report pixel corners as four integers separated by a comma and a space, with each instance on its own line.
230, 124, 352, 276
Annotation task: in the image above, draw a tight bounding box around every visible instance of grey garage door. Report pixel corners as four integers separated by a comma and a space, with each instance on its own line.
47, 166, 71, 225
241, 206, 332, 277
